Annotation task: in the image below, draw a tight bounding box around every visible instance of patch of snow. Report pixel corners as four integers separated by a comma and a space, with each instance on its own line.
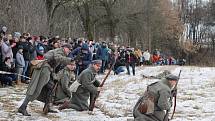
1, 66, 215, 120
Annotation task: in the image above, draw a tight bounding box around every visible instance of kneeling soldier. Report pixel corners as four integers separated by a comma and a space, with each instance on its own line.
58, 60, 102, 111
54, 61, 76, 104
133, 74, 178, 121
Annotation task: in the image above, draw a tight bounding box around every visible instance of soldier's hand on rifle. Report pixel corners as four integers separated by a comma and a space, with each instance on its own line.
97, 87, 103, 91
171, 89, 177, 97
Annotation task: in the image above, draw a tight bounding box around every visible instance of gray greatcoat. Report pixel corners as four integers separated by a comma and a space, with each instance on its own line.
26, 48, 71, 102
69, 65, 100, 111
54, 66, 75, 103
133, 79, 172, 121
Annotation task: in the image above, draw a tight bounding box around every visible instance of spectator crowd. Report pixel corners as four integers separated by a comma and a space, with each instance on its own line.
0, 26, 186, 87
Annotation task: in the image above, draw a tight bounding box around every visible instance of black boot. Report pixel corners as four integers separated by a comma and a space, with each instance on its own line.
18, 106, 31, 116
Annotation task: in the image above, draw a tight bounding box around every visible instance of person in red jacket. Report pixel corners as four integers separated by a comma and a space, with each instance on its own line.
36, 46, 45, 60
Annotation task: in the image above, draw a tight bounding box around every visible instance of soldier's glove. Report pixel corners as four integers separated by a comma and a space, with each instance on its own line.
171, 89, 177, 97
93, 80, 100, 87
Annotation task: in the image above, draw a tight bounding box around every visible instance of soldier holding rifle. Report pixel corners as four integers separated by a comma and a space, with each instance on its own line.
133, 74, 179, 121
18, 44, 74, 116
59, 60, 103, 112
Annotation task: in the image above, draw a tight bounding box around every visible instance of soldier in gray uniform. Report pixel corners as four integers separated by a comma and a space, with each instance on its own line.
133, 74, 179, 121
18, 44, 74, 116
58, 60, 102, 111
54, 61, 76, 104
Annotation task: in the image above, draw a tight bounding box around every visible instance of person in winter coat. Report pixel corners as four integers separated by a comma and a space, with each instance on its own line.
18, 44, 74, 116
16, 45, 25, 84
134, 48, 142, 66
96, 42, 110, 74
54, 61, 76, 104
143, 49, 151, 65
125, 50, 137, 76
1, 37, 15, 64
88, 40, 96, 59
69, 43, 92, 75
0, 57, 16, 86
113, 55, 126, 75
133, 74, 179, 121
19, 37, 32, 83
36, 46, 45, 60
58, 60, 102, 112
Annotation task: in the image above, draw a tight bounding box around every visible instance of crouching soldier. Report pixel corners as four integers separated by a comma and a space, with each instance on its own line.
54, 61, 76, 104
18, 44, 74, 116
58, 60, 102, 112
133, 74, 179, 121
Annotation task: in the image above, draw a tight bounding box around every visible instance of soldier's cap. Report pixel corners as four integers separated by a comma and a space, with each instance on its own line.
91, 60, 102, 65
62, 43, 72, 50
166, 74, 179, 81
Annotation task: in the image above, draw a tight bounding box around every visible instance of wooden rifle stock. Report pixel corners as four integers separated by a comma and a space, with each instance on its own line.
170, 70, 182, 119
89, 53, 118, 111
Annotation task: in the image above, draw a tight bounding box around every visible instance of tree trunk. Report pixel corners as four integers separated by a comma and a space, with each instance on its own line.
45, 0, 53, 36
102, 0, 116, 42
84, 2, 93, 40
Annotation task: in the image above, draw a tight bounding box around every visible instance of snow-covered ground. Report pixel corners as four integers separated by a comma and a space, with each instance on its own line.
1, 65, 215, 121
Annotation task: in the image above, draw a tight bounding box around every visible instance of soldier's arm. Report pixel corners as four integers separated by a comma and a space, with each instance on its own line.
53, 50, 72, 65
61, 72, 72, 98
157, 89, 172, 110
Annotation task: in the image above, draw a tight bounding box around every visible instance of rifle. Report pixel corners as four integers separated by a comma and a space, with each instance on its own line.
0, 70, 31, 79
170, 70, 182, 119
89, 53, 118, 111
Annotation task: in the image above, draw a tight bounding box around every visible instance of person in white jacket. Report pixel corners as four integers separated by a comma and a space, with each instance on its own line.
143, 49, 151, 65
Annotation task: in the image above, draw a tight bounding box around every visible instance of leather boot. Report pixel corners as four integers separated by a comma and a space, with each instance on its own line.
43, 103, 57, 115
58, 100, 70, 110
43, 103, 49, 115
18, 106, 31, 116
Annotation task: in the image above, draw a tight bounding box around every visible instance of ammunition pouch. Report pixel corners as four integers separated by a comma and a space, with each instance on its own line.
138, 91, 155, 115
31, 60, 47, 69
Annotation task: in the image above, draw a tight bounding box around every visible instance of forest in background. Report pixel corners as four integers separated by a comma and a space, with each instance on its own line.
0, 0, 215, 65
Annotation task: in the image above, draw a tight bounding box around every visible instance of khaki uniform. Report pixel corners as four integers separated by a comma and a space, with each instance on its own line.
54, 67, 75, 103
133, 79, 173, 121
69, 65, 100, 111
26, 48, 71, 101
